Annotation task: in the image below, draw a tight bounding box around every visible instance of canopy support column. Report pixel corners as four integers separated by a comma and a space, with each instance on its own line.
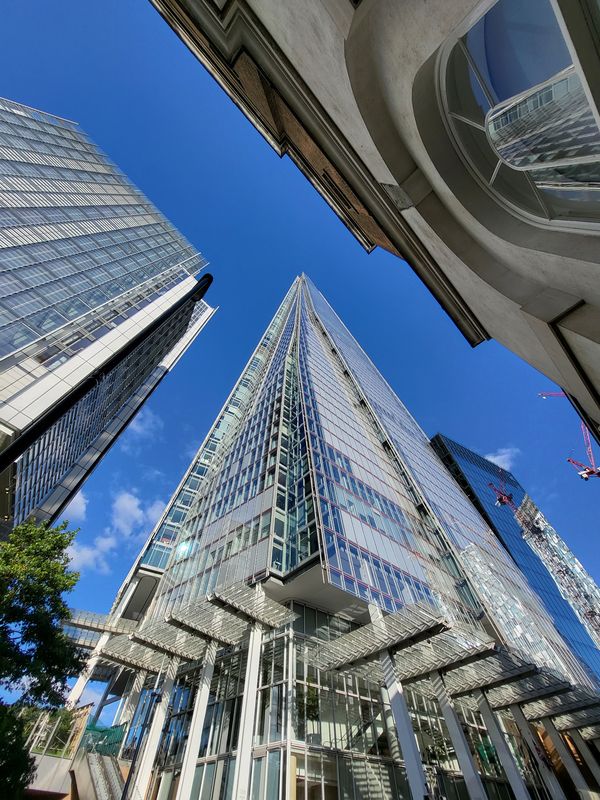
431, 670, 486, 800
475, 691, 529, 800
129, 657, 179, 800
230, 623, 262, 800
175, 641, 218, 800
510, 704, 567, 800
543, 716, 592, 796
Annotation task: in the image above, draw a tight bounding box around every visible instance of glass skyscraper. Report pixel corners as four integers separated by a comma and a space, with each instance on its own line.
432, 434, 600, 681
64, 277, 600, 800
0, 97, 214, 528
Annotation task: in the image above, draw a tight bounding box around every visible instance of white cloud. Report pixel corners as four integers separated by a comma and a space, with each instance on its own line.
484, 446, 521, 472
63, 490, 88, 523
111, 491, 165, 537
121, 406, 164, 454
111, 491, 145, 537
69, 533, 116, 575
144, 499, 166, 529
68, 490, 165, 574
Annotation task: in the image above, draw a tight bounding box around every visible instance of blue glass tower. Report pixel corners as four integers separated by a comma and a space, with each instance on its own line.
431, 434, 600, 682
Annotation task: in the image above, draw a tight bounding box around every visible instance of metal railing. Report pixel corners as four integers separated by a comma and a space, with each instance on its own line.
23, 704, 92, 760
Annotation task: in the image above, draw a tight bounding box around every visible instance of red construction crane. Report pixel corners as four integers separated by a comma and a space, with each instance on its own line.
567, 422, 600, 480
487, 469, 517, 510
538, 391, 600, 481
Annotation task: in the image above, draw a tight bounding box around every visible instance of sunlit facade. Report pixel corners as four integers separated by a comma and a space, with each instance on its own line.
0, 96, 214, 527
63, 276, 600, 800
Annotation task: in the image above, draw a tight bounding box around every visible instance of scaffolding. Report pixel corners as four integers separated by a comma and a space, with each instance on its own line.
516, 496, 600, 648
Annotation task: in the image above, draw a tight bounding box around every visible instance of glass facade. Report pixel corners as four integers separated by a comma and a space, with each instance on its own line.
81, 276, 600, 800
0, 96, 213, 526
12, 297, 213, 526
0, 97, 206, 391
431, 434, 600, 682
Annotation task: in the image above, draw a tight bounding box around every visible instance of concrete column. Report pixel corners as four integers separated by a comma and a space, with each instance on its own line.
230, 623, 263, 800
543, 717, 591, 796
380, 685, 402, 763
66, 663, 94, 708
175, 640, 218, 800
430, 671, 486, 800
370, 605, 430, 799
382, 651, 430, 799
474, 691, 529, 800
130, 658, 179, 800
570, 730, 600, 788
67, 630, 111, 707
509, 704, 567, 800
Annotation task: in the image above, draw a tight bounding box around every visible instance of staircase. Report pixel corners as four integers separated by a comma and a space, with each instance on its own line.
85, 751, 125, 800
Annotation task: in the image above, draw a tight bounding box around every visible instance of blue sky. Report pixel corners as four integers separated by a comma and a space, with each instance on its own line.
3, 0, 599, 619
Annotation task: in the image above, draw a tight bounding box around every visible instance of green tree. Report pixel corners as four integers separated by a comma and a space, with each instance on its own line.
0, 520, 84, 796
0, 704, 36, 797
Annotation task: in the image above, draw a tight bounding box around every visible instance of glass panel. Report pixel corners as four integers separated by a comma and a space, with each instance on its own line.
266, 749, 281, 799
199, 762, 216, 800
191, 764, 205, 800
292, 751, 306, 800
306, 754, 322, 800
250, 757, 264, 800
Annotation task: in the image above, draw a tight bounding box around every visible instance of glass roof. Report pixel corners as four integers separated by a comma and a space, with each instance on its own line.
209, 582, 298, 629
522, 687, 600, 720
68, 608, 138, 635
314, 602, 450, 672
443, 649, 537, 697
579, 724, 600, 741
167, 598, 249, 646
394, 624, 496, 682
553, 707, 600, 732
486, 670, 571, 709
131, 620, 208, 662
99, 634, 168, 673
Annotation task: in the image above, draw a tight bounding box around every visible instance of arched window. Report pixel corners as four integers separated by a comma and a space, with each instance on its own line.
442, 0, 600, 224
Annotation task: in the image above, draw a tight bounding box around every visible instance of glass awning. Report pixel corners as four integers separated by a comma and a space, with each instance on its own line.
98, 634, 169, 673
314, 602, 450, 672
553, 707, 600, 732
394, 624, 496, 683
485, 670, 571, 710
443, 649, 537, 697
522, 686, 600, 720
167, 598, 250, 646
131, 620, 208, 661
579, 724, 600, 741
209, 582, 298, 628
68, 608, 138, 635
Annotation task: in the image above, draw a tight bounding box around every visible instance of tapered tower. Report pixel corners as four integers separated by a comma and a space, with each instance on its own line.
65, 277, 600, 800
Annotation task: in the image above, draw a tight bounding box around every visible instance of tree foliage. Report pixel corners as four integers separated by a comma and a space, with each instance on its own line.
0, 520, 85, 796
0, 519, 84, 706
0, 703, 36, 797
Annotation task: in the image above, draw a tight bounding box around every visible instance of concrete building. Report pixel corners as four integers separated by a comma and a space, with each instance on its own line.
64, 277, 600, 800
432, 433, 600, 682
148, 0, 600, 440
0, 97, 215, 529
